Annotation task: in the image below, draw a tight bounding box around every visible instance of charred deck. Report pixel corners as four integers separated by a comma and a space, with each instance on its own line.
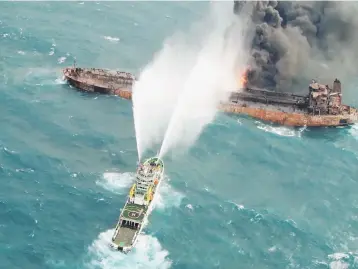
62, 66, 358, 127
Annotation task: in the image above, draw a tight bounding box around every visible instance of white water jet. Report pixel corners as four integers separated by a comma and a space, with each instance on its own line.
132, 2, 252, 160
158, 2, 252, 158
132, 34, 197, 161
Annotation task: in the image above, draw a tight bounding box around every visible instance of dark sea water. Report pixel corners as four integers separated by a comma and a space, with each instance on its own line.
1, 2, 358, 269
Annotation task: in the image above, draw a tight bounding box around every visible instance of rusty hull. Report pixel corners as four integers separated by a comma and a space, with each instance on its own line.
63, 67, 134, 97
219, 103, 358, 127
63, 67, 358, 127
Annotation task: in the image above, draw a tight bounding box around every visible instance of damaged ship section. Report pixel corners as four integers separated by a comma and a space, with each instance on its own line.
227, 77, 358, 126
63, 67, 135, 99
62, 66, 358, 127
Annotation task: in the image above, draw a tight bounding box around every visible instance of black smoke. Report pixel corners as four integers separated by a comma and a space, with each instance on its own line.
234, 1, 358, 92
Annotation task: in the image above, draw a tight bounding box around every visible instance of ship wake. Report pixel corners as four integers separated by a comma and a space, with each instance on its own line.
89, 172, 182, 268
348, 124, 358, 140
86, 229, 171, 269
97, 171, 135, 194
21, 67, 65, 86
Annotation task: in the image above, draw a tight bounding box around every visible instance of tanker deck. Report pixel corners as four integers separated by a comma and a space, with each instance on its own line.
63, 66, 358, 127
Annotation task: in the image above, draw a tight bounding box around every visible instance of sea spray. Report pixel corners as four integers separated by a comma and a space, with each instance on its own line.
159, 2, 252, 158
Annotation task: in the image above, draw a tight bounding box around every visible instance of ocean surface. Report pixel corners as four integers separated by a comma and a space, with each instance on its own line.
1, 2, 358, 269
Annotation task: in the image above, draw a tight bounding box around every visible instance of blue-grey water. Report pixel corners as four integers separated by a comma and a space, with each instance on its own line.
1, 2, 358, 269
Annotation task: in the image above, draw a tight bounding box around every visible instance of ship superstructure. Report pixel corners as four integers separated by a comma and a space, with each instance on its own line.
225, 78, 358, 126
231, 79, 352, 115
110, 157, 164, 253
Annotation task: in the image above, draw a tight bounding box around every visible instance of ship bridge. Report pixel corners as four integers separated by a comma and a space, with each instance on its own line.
133, 166, 156, 205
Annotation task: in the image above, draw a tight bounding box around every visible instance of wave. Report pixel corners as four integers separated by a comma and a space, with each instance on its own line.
85, 229, 171, 269
255, 121, 306, 138
103, 36, 120, 43
349, 124, 358, 140
327, 252, 358, 269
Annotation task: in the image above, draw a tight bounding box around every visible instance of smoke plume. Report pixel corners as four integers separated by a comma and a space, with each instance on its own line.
234, 1, 358, 92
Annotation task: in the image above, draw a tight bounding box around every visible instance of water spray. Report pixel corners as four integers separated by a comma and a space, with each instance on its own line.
133, 2, 251, 160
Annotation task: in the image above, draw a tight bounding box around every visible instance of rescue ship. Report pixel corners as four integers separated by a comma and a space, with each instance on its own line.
62, 64, 358, 127
110, 157, 164, 253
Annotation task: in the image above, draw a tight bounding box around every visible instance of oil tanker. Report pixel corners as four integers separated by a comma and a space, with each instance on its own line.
62, 65, 358, 127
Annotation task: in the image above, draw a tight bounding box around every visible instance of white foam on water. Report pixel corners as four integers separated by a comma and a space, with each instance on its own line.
86, 229, 171, 269
154, 178, 184, 211
55, 78, 66, 85
57, 56, 66, 64
329, 261, 349, 269
228, 200, 245, 211
327, 252, 358, 269
96, 172, 135, 194
349, 124, 358, 139
329, 253, 350, 260
20, 67, 64, 86
256, 121, 306, 138
103, 36, 120, 43
328, 253, 350, 269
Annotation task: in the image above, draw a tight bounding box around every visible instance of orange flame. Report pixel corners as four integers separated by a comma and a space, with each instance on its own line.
238, 69, 249, 88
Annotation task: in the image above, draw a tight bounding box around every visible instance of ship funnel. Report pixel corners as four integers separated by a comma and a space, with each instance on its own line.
333, 78, 341, 94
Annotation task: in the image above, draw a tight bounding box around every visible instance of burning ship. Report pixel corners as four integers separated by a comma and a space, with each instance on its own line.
224, 75, 358, 127
63, 65, 358, 127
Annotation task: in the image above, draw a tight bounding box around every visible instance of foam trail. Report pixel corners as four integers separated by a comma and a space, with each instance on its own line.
159, 2, 251, 158
86, 229, 171, 269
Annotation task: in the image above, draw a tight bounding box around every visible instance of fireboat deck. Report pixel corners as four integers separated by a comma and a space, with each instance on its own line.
112, 226, 137, 247
122, 203, 147, 222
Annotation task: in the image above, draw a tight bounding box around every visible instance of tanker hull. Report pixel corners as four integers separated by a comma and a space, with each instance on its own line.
220, 103, 358, 127
62, 67, 358, 127
63, 67, 134, 99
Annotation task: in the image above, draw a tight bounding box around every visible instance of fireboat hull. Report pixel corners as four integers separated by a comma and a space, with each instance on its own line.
62, 67, 358, 127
